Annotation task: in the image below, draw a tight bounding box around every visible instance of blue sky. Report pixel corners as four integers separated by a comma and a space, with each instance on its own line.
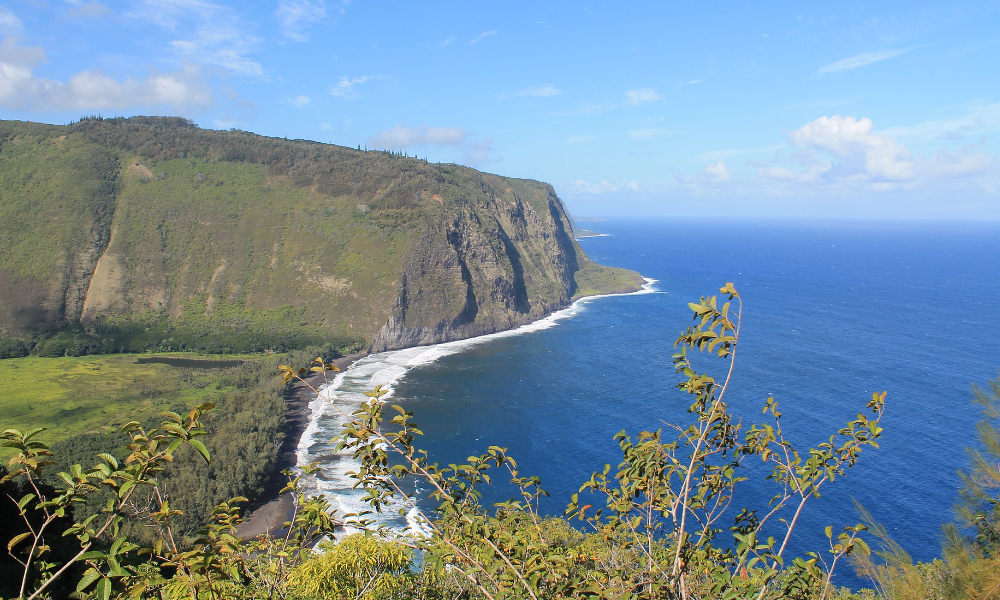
1, 1, 998, 219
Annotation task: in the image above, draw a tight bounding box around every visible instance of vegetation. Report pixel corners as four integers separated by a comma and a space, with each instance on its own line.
9, 282, 980, 600
0, 117, 639, 358
0, 354, 257, 442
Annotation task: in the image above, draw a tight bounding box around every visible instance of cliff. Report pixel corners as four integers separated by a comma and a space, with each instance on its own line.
0, 117, 642, 354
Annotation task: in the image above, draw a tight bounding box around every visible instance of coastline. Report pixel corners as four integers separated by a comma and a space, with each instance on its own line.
235, 350, 367, 539
235, 279, 654, 539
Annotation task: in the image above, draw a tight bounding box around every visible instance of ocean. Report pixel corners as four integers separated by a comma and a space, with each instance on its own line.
296, 217, 1000, 589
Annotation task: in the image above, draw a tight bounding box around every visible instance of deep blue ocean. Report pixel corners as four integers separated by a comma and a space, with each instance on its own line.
298, 218, 1000, 589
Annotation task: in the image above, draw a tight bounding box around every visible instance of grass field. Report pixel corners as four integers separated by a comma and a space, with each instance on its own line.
0, 353, 269, 442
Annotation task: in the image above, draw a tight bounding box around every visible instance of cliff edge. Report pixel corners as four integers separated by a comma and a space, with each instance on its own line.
0, 117, 642, 353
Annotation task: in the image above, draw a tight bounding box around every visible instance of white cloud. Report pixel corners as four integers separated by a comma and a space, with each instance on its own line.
367, 124, 494, 166
564, 179, 640, 194
64, 2, 111, 20
677, 161, 732, 186
0, 38, 212, 110
787, 115, 914, 181
276, 0, 326, 41
880, 102, 1000, 143
817, 48, 912, 74
469, 30, 496, 45
0, 7, 22, 34
368, 124, 467, 147
567, 135, 595, 144
748, 115, 994, 193
330, 74, 381, 97
623, 88, 660, 106
288, 94, 310, 107
924, 149, 991, 178
170, 28, 262, 77
133, 0, 263, 77
462, 137, 494, 165
518, 84, 561, 97
703, 160, 730, 181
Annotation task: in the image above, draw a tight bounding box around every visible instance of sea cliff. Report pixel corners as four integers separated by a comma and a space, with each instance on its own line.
0, 117, 642, 354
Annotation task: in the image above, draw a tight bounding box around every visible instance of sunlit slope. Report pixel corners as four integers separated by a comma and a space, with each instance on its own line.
0, 117, 641, 351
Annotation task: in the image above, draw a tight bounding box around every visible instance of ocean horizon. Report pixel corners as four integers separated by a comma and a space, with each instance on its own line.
296, 216, 1000, 590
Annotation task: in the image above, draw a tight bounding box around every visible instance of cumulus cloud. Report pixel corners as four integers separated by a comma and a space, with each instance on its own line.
786, 115, 914, 181
0, 7, 22, 34
624, 88, 660, 106
0, 37, 212, 111
287, 94, 310, 107
330, 74, 381, 97
750, 115, 993, 191
276, 0, 327, 41
818, 48, 912, 74
517, 84, 561, 97
469, 30, 496, 44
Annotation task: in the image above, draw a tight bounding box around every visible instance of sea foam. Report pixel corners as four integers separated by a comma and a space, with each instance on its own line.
294, 277, 656, 532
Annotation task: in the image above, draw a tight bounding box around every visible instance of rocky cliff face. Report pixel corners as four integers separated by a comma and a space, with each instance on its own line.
369, 179, 582, 352
0, 117, 642, 352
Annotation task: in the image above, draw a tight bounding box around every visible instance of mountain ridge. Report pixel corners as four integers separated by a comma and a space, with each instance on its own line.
0, 117, 642, 355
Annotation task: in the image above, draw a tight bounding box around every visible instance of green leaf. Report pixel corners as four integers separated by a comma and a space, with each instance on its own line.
189, 439, 211, 463
97, 453, 119, 469
96, 576, 111, 600
17, 492, 36, 511
76, 568, 102, 592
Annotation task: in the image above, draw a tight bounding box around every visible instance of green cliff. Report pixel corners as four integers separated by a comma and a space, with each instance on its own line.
0, 117, 642, 354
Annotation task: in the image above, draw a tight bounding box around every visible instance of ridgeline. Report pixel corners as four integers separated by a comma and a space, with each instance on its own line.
0, 116, 641, 357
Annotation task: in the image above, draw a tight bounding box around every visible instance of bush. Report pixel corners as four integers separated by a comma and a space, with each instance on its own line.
0, 337, 29, 359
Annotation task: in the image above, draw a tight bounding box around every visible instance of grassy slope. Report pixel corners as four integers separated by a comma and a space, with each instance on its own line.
85, 154, 419, 341
0, 353, 262, 442
1, 118, 640, 353
0, 122, 118, 333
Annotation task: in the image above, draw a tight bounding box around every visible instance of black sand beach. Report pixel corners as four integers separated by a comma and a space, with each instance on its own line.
236, 351, 367, 539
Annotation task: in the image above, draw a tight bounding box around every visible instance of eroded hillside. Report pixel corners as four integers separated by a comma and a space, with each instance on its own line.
0, 117, 642, 354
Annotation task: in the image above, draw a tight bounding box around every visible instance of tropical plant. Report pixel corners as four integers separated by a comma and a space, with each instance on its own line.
2, 283, 891, 599
331, 282, 886, 599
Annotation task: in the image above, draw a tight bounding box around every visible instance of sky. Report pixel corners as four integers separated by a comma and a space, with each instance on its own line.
1, 1, 998, 219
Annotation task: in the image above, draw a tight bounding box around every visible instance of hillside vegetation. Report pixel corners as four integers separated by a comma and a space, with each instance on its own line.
6, 284, 997, 600
0, 117, 641, 356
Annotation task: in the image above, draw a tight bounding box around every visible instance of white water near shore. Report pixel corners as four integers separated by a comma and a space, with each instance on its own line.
294, 278, 657, 533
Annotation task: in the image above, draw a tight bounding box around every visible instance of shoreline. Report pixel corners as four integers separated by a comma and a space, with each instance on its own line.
235, 280, 653, 539
235, 350, 368, 539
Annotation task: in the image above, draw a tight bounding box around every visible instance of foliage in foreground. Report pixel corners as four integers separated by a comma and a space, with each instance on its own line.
1, 283, 993, 599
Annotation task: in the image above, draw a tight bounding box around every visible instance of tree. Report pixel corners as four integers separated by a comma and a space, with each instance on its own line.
334, 283, 886, 599
2, 283, 889, 599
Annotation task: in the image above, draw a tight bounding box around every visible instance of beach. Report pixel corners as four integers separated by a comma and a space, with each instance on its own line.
235, 351, 367, 539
